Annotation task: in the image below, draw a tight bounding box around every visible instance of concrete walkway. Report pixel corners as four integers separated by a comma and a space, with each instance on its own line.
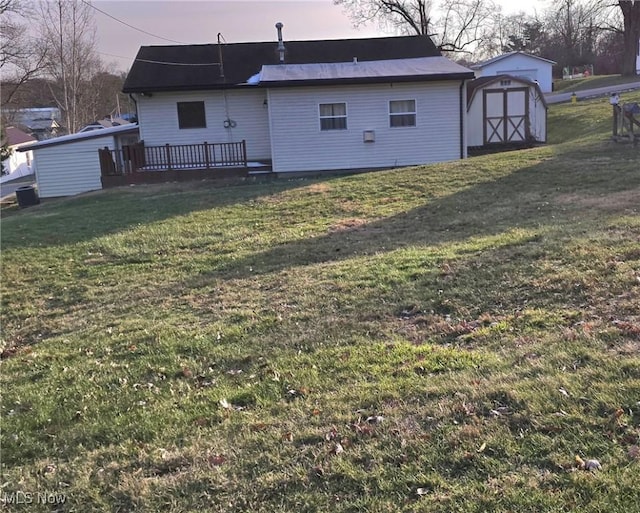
545, 81, 640, 104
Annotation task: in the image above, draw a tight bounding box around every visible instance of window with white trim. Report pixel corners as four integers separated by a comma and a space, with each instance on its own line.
319, 103, 347, 130
389, 99, 416, 128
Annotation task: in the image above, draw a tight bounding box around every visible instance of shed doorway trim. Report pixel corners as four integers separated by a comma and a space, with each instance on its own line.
482, 87, 530, 144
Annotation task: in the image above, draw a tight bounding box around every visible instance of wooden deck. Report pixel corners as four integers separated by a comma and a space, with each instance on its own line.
99, 140, 270, 187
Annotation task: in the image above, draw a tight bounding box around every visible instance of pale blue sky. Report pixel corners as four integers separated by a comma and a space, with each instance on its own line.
93, 0, 544, 71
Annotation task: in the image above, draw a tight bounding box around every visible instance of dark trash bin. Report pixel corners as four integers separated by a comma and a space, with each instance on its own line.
15, 185, 40, 208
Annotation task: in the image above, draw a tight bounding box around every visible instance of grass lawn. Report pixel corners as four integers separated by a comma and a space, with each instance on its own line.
1, 93, 639, 512
552, 74, 640, 93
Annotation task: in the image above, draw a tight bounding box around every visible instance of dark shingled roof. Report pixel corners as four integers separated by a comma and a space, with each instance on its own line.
5, 126, 37, 146
123, 35, 441, 93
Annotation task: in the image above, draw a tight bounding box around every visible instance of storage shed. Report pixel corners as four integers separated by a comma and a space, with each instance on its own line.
18, 124, 138, 198
471, 52, 556, 93
466, 75, 547, 149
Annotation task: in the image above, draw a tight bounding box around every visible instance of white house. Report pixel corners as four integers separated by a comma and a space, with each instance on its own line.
124, 32, 474, 177
636, 38, 640, 75
471, 52, 556, 93
466, 75, 547, 148
18, 124, 139, 198
1, 127, 36, 184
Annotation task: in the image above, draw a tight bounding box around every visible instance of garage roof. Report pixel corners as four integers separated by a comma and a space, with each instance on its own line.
18, 124, 139, 151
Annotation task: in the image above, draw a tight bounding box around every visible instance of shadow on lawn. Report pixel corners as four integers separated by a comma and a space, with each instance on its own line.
191, 156, 640, 282
0, 177, 320, 249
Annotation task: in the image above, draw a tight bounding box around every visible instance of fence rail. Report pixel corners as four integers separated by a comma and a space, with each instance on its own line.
99, 140, 248, 176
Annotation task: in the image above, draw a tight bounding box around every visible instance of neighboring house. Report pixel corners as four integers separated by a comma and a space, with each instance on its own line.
78, 117, 134, 133
1, 107, 63, 140
123, 32, 475, 175
1, 126, 36, 183
17, 124, 139, 198
471, 52, 556, 93
466, 75, 547, 148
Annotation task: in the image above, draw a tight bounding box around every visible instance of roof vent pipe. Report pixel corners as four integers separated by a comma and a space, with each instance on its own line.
276, 22, 285, 63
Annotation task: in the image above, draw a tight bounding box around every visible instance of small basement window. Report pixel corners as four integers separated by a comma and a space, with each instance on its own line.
177, 101, 206, 129
319, 103, 347, 130
389, 99, 416, 127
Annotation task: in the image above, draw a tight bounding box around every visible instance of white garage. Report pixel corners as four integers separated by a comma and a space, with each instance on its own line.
18, 124, 139, 198
466, 75, 547, 148
471, 51, 556, 93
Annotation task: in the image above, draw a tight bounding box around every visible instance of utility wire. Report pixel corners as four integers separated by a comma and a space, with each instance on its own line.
97, 50, 135, 61
134, 58, 221, 67
80, 0, 188, 45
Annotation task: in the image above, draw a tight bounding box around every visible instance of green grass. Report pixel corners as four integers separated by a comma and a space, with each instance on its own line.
1, 93, 639, 512
552, 74, 640, 94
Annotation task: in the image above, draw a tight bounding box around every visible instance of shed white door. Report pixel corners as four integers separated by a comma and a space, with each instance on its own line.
483, 88, 529, 144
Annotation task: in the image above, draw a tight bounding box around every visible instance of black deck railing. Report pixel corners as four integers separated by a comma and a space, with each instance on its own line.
99, 140, 247, 176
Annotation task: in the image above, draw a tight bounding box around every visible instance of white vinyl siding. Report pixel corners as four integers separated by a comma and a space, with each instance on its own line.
268, 82, 464, 173
33, 135, 113, 198
466, 80, 546, 147
389, 99, 416, 127
476, 54, 553, 93
136, 89, 271, 161
319, 103, 347, 130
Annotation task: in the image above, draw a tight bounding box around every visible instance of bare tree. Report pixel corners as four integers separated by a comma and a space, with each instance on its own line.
618, 0, 640, 76
335, 0, 500, 58
544, 0, 606, 65
436, 0, 498, 57
0, 0, 48, 108
334, 0, 435, 35
36, 0, 100, 133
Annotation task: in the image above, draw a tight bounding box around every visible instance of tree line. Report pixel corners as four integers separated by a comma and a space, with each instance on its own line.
336, 0, 640, 76
1, 0, 129, 135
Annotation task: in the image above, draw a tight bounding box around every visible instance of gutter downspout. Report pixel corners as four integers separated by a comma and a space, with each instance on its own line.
128, 94, 138, 120
459, 80, 465, 159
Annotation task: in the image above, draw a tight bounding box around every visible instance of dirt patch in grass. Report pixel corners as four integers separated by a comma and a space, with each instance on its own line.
305, 183, 332, 194
328, 218, 370, 233
555, 187, 640, 212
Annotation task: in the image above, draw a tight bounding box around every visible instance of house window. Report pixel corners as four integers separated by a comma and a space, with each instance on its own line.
389, 100, 416, 127
319, 103, 347, 130
177, 101, 206, 129
500, 79, 512, 86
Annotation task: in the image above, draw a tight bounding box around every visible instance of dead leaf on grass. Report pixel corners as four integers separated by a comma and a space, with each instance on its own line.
559, 387, 571, 397
208, 454, 226, 467
575, 455, 602, 471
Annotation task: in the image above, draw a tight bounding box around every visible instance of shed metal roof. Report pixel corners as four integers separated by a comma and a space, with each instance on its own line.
18, 124, 139, 151
466, 75, 547, 109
